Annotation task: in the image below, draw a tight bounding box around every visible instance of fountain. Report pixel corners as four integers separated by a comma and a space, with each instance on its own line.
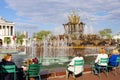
31, 39, 37, 58
41, 35, 70, 65
1, 11, 117, 72
23, 12, 117, 70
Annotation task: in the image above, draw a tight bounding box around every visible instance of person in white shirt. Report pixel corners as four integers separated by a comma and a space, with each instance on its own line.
94, 48, 108, 74
66, 53, 84, 78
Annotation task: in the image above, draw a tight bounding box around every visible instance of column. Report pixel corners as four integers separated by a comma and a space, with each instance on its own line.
74, 24, 76, 32
69, 25, 72, 34
71, 24, 72, 33
76, 24, 78, 32
71, 24, 73, 34
66, 25, 68, 34
11, 26, 13, 35
68, 24, 70, 34
12, 26, 14, 36
2, 25, 3, 35
5, 26, 7, 36
7, 26, 9, 36
78, 24, 80, 32
9, 26, 11, 36
0, 25, 1, 35
71, 24, 74, 33
3, 26, 6, 35
71, 24, 73, 32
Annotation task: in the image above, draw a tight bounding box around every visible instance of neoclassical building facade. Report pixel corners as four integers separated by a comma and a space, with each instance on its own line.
0, 17, 15, 47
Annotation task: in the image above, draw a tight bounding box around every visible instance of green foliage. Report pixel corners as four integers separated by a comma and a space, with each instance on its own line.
16, 34, 26, 45
99, 28, 112, 39
34, 30, 51, 40
4, 37, 11, 46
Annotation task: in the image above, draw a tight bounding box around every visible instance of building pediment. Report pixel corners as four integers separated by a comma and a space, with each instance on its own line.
0, 16, 13, 24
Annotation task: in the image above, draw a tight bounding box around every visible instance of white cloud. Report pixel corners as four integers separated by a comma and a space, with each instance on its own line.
5, 0, 120, 35
5, 0, 120, 22
14, 22, 40, 36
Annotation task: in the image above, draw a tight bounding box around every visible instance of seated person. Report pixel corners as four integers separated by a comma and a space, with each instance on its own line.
22, 57, 39, 80
93, 48, 108, 74
66, 53, 84, 77
0, 53, 24, 80
108, 49, 120, 71
22, 57, 39, 71
32, 57, 39, 64
22, 59, 33, 71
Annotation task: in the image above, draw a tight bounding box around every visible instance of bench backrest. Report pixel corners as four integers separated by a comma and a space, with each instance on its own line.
1, 65, 16, 80
27, 63, 42, 77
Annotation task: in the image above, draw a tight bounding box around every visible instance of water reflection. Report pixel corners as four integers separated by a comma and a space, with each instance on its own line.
13, 54, 26, 68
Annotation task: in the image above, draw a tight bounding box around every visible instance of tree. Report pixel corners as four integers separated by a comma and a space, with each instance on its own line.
34, 30, 51, 41
4, 37, 11, 47
16, 34, 26, 46
99, 28, 112, 39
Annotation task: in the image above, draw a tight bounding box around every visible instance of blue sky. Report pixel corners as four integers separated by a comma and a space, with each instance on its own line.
0, 0, 120, 37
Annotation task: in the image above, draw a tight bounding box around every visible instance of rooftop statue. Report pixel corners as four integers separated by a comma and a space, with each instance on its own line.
68, 11, 80, 24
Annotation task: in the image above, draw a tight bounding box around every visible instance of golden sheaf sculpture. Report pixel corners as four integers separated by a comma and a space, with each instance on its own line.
68, 11, 80, 24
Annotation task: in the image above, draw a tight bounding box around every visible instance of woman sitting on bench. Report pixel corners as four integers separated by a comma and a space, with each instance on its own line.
0, 53, 24, 80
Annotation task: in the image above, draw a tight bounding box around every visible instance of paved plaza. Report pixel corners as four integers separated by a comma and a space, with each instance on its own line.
47, 70, 120, 80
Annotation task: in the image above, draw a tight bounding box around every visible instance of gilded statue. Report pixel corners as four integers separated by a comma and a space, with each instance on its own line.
68, 11, 80, 24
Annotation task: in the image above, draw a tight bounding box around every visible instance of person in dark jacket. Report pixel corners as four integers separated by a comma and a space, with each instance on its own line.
0, 53, 24, 80
108, 49, 120, 71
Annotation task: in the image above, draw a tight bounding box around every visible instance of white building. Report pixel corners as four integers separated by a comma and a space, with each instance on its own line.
0, 17, 15, 47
